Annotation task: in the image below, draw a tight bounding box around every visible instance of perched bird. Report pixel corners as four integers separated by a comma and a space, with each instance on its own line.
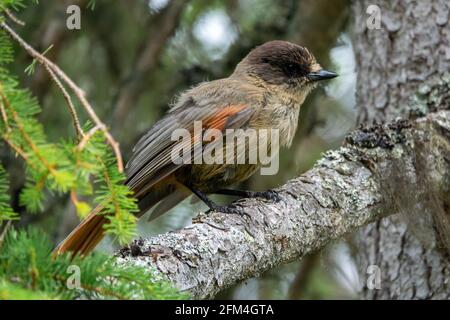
55, 40, 337, 256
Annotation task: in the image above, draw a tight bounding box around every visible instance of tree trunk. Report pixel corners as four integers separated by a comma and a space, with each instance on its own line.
353, 0, 450, 299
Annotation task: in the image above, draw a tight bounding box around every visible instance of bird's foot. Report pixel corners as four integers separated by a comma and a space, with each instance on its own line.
206, 203, 246, 216
252, 190, 282, 202
214, 189, 282, 202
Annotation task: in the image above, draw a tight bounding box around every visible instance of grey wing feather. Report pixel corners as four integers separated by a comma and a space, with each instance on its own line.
124, 79, 259, 194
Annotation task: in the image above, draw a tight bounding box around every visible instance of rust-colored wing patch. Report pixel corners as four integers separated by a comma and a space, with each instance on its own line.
204, 104, 248, 130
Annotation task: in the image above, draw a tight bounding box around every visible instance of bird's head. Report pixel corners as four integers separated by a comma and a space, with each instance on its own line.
233, 40, 338, 98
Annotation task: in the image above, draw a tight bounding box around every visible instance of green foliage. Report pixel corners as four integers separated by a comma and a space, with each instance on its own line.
73, 131, 139, 243
24, 44, 53, 76
86, 0, 96, 11
0, 28, 77, 213
0, 0, 26, 11
0, 164, 17, 221
0, 2, 155, 300
0, 7, 139, 244
0, 279, 52, 299
0, 228, 188, 300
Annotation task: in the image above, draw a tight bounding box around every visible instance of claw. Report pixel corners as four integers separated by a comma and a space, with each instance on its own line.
206, 204, 247, 216
257, 190, 282, 202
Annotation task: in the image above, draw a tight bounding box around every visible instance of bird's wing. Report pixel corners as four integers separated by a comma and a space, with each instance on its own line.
125, 84, 258, 196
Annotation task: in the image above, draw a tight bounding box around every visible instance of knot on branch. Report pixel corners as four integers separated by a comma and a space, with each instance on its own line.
345, 119, 412, 149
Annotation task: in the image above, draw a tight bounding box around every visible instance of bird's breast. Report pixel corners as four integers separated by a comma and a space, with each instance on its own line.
251, 95, 302, 148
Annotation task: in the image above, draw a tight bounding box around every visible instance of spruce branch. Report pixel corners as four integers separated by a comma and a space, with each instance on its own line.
2, 135, 28, 160
0, 164, 18, 223
0, 6, 25, 27
0, 228, 187, 300
0, 220, 11, 248
0, 22, 124, 172
77, 124, 101, 150
2, 8, 25, 26
0, 97, 9, 129
0, 83, 56, 175
44, 64, 84, 140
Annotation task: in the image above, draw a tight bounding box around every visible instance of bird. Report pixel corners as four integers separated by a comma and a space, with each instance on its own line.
54, 40, 338, 256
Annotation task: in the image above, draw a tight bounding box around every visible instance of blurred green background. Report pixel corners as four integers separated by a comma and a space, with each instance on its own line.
3, 0, 359, 299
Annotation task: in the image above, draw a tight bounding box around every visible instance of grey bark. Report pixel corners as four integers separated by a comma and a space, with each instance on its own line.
353, 0, 450, 299
117, 105, 450, 298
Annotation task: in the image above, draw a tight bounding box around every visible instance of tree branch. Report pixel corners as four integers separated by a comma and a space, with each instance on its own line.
117, 109, 450, 299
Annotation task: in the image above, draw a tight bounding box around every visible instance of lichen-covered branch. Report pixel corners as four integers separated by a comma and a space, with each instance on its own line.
117, 109, 450, 299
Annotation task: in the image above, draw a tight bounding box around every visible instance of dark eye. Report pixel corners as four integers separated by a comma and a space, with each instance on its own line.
282, 62, 300, 77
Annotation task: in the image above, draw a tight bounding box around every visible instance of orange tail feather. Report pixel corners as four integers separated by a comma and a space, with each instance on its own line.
53, 204, 106, 257
54, 177, 190, 256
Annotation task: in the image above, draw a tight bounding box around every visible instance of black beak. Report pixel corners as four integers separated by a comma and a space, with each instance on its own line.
307, 69, 338, 81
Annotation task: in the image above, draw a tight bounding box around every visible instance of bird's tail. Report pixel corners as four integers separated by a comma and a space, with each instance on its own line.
53, 204, 107, 257
53, 180, 190, 257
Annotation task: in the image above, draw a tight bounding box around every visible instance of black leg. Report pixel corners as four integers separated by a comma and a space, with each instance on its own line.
214, 189, 281, 202
185, 185, 245, 215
